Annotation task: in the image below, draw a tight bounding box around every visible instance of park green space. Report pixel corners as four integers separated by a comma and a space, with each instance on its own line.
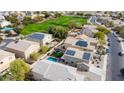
21, 16, 87, 35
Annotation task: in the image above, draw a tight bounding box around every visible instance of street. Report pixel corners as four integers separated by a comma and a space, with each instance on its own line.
90, 16, 124, 81
107, 33, 124, 81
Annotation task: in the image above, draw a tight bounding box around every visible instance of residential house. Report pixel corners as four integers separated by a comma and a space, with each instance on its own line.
0, 15, 5, 21
26, 32, 53, 45
0, 50, 15, 74
62, 47, 92, 64
64, 36, 96, 52
75, 34, 98, 46
97, 17, 112, 25
112, 19, 122, 26
6, 40, 40, 60
0, 20, 11, 28
82, 25, 98, 37
32, 59, 84, 81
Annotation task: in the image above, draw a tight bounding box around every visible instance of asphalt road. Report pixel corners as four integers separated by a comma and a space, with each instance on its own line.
90, 16, 97, 25
107, 33, 124, 81
0, 39, 14, 50
89, 16, 124, 81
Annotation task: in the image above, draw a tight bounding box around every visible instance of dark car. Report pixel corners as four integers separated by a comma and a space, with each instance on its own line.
118, 52, 124, 56
117, 39, 121, 42
107, 39, 110, 42
106, 49, 110, 53
108, 43, 110, 46
120, 68, 124, 76
122, 39, 124, 42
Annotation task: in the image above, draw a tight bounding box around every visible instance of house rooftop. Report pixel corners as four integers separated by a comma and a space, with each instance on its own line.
64, 37, 95, 51
76, 34, 98, 44
64, 47, 92, 63
6, 40, 40, 52
32, 59, 85, 81
83, 25, 97, 29
0, 49, 15, 61
26, 32, 52, 42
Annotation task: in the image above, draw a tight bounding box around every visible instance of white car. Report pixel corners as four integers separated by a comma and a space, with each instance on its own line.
117, 38, 122, 42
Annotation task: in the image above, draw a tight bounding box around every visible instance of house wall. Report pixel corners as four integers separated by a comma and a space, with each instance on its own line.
42, 35, 52, 45
6, 48, 25, 59
0, 54, 15, 73
62, 55, 83, 63
6, 44, 40, 60
25, 44, 40, 59
64, 43, 93, 52
32, 71, 44, 81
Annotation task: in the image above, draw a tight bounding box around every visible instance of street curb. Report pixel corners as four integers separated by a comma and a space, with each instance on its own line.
102, 54, 108, 81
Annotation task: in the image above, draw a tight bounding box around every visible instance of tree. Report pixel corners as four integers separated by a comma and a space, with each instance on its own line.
117, 12, 123, 19
48, 25, 54, 34
54, 12, 62, 18
9, 58, 30, 81
23, 16, 33, 25
0, 37, 3, 44
5, 15, 20, 27
68, 21, 77, 29
30, 52, 41, 61
94, 32, 105, 40
54, 26, 68, 39
48, 26, 68, 39
99, 39, 106, 45
94, 32, 106, 45
96, 26, 111, 35
42, 11, 51, 18
84, 13, 92, 18
76, 12, 84, 16
106, 21, 115, 27
32, 15, 43, 22
40, 46, 49, 54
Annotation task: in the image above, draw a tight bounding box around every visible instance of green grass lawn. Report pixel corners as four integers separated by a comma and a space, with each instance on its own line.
21, 16, 87, 35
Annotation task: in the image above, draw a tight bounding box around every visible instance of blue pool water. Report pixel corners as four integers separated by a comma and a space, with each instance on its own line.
0, 27, 14, 31
47, 57, 58, 62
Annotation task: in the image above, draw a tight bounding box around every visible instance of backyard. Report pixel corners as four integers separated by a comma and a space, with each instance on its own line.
21, 16, 87, 35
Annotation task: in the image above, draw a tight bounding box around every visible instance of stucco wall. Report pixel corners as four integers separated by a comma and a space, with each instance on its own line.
0, 54, 15, 73
25, 45, 40, 59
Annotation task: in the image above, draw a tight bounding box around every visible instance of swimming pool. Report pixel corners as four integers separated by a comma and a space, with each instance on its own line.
0, 27, 14, 31
47, 57, 58, 62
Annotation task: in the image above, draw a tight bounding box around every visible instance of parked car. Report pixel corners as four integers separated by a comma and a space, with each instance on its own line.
108, 43, 110, 46
106, 49, 110, 53
120, 68, 124, 76
118, 51, 124, 56
122, 39, 124, 42
117, 38, 122, 42
107, 39, 110, 42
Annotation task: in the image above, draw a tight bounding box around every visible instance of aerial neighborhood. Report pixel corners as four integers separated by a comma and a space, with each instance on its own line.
0, 11, 124, 81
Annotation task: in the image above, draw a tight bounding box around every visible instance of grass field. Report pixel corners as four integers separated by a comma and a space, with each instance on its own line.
21, 16, 87, 35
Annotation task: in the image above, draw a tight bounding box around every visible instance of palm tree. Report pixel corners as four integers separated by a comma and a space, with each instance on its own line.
49, 26, 68, 39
